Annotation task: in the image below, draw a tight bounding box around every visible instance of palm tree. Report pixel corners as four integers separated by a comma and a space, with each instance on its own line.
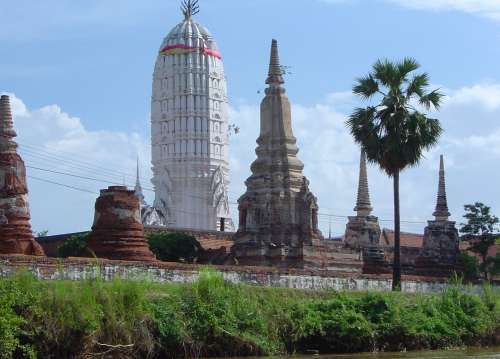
346, 58, 444, 290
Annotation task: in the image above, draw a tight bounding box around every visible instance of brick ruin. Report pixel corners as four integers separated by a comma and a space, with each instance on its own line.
0, 41, 466, 281
87, 186, 155, 262
0, 95, 44, 256
231, 40, 325, 268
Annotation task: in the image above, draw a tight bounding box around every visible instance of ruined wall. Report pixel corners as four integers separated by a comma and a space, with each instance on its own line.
0, 254, 468, 293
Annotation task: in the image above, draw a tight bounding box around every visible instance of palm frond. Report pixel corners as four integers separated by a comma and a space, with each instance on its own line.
419, 89, 445, 110
406, 73, 429, 98
373, 59, 400, 88
397, 57, 420, 80
353, 75, 379, 99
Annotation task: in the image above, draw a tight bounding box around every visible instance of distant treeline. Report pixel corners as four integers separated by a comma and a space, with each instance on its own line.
0, 270, 499, 358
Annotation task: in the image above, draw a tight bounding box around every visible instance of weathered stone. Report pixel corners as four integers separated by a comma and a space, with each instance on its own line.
345, 150, 381, 249
0, 95, 44, 256
87, 186, 155, 261
416, 155, 459, 275
232, 40, 323, 267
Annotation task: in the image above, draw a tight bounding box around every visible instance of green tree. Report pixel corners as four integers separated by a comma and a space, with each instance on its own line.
460, 202, 499, 280
147, 232, 202, 263
347, 58, 444, 290
57, 233, 90, 258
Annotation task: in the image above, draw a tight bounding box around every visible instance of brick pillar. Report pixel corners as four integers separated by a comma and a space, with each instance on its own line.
87, 186, 155, 261
0, 95, 44, 256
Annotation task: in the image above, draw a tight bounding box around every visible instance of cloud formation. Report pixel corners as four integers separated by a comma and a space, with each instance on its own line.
3, 81, 500, 236
387, 0, 500, 20
321, 0, 500, 21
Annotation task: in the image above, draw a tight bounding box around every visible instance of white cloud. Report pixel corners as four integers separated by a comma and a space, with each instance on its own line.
387, 0, 500, 20
444, 83, 500, 110
4, 82, 500, 237
2, 93, 150, 235
320, 0, 500, 21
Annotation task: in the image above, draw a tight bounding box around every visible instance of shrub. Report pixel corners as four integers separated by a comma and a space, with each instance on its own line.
57, 233, 90, 258
147, 232, 202, 263
459, 252, 480, 282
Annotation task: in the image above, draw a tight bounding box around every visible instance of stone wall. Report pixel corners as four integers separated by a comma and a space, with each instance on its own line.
0, 254, 471, 293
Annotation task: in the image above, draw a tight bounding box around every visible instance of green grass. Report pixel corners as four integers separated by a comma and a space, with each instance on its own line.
0, 269, 498, 358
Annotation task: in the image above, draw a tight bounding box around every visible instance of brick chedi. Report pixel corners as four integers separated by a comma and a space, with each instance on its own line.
416, 155, 459, 275
344, 150, 381, 249
87, 186, 155, 261
232, 40, 323, 267
0, 95, 44, 256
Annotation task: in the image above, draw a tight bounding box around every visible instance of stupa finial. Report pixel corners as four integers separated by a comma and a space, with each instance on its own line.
0, 95, 18, 152
354, 150, 373, 216
266, 39, 284, 86
134, 156, 145, 205
433, 154, 450, 221
181, 0, 199, 20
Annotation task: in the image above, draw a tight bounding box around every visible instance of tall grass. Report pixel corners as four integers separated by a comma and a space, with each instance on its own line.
0, 269, 498, 358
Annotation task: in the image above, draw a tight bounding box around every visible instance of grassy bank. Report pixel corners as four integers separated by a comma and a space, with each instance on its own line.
0, 270, 499, 359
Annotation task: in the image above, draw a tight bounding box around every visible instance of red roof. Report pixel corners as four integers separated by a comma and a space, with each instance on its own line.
381, 229, 424, 248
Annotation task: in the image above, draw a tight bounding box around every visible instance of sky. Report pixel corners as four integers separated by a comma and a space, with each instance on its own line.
1, 0, 500, 236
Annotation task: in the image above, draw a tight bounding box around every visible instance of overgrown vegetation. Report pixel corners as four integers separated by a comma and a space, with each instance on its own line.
57, 233, 91, 258
146, 232, 202, 263
0, 270, 498, 358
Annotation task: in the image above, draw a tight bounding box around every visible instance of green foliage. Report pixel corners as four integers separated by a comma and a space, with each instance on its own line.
459, 252, 480, 282
36, 230, 48, 237
0, 271, 498, 358
482, 254, 500, 279
57, 233, 90, 258
347, 57, 444, 176
0, 272, 38, 358
460, 202, 500, 280
147, 232, 202, 263
346, 58, 444, 291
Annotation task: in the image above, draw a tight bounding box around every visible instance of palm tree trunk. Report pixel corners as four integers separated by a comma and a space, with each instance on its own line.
392, 170, 402, 291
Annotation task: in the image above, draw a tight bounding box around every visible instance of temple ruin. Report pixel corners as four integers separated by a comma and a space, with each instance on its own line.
0, 95, 44, 256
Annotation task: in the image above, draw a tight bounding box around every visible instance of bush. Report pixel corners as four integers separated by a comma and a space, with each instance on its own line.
0, 271, 498, 358
147, 232, 202, 263
459, 252, 480, 282
57, 233, 90, 258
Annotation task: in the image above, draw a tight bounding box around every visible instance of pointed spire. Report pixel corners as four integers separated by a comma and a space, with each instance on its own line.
354, 150, 373, 216
433, 154, 450, 221
181, 0, 199, 20
134, 157, 145, 205
265, 39, 284, 86
0, 95, 18, 153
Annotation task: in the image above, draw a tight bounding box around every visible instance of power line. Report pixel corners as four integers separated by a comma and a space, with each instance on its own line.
27, 175, 98, 195
19, 142, 138, 181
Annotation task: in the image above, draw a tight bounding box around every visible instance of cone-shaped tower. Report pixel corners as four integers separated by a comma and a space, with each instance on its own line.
134, 157, 145, 206
432, 155, 450, 221
344, 149, 380, 250
354, 150, 372, 216
232, 40, 322, 267
417, 154, 459, 276
0, 95, 44, 256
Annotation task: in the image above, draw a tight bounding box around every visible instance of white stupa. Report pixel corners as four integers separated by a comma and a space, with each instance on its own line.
150, 0, 233, 231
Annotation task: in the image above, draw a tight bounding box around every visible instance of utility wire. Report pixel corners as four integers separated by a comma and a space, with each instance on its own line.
27, 175, 98, 195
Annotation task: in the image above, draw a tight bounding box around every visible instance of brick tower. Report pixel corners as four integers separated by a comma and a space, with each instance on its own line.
0, 95, 44, 256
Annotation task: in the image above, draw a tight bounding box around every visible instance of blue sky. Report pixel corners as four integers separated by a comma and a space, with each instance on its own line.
2, 0, 500, 236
